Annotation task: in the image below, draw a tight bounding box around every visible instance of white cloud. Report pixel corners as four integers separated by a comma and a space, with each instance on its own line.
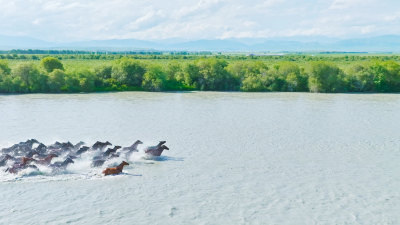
256, 0, 286, 9
0, 0, 399, 41
329, 0, 368, 10
384, 12, 400, 22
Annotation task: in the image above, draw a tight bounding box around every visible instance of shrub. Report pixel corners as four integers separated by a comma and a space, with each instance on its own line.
40, 57, 64, 73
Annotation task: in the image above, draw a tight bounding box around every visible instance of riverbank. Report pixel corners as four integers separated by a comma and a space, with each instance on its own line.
1, 54, 400, 94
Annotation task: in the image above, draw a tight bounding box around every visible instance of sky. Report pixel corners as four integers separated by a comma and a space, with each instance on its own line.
0, 0, 399, 41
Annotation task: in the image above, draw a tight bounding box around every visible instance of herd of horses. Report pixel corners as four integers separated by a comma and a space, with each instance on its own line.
0, 139, 169, 176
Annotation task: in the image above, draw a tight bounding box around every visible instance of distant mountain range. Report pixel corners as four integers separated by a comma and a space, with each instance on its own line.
1, 35, 400, 52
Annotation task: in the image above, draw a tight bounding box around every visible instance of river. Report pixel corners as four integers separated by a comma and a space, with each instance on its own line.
0, 92, 399, 224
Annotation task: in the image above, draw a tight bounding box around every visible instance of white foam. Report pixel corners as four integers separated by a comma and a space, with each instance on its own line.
1, 92, 400, 224
0, 142, 162, 183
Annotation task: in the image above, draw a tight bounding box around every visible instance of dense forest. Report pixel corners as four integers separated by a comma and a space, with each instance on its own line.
1, 54, 400, 93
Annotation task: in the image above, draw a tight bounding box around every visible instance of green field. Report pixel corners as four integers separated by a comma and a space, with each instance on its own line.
1, 53, 400, 93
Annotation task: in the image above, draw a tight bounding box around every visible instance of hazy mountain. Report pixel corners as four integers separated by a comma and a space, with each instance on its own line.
1, 35, 400, 52
0, 35, 51, 49
61, 39, 159, 50
332, 35, 400, 52
169, 39, 249, 51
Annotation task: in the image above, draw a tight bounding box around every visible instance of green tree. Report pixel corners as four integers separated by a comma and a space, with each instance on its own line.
77, 69, 96, 92
228, 61, 268, 91
12, 76, 29, 93
164, 61, 187, 90
111, 58, 145, 86
227, 61, 248, 81
47, 69, 66, 92
346, 63, 375, 92
182, 63, 200, 88
95, 65, 112, 79
0, 75, 14, 92
40, 57, 64, 73
142, 65, 167, 91
94, 65, 112, 89
194, 58, 239, 90
0, 60, 11, 76
380, 60, 400, 92
30, 72, 48, 92
308, 61, 345, 93
12, 63, 44, 92
64, 73, 81, 92
276, 62, 308, 92
241, 74, 268, 92
166, 61, 181, 81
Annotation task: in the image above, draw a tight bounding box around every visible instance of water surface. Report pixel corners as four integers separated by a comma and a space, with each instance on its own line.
0, 92, 399, 224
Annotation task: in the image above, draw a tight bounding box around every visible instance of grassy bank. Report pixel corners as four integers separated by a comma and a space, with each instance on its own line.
1, 53, 400, 93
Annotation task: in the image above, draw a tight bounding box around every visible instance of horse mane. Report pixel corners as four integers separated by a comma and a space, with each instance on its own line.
45, 155, 54, 160
43, 154, 57, 163
22, 157, 34, 165
117, 161, 128, 170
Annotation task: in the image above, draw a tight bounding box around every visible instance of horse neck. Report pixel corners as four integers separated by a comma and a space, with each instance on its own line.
22, 157, 31, 164
131, 143, 139, 149
62, 159, 71, 165
117, 163, 126, 170
45, 155, 54, 162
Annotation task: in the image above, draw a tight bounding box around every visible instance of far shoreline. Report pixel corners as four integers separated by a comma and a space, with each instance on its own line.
1, 90, 400, 96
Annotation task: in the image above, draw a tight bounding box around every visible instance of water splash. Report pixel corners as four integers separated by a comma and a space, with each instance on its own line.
0, 141, 173, 183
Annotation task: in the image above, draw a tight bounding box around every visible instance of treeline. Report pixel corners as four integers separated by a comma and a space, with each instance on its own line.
0, 53, 209, 60
3, 53, 400, 62
1, 49, 213, 55
1, 56, 400, 93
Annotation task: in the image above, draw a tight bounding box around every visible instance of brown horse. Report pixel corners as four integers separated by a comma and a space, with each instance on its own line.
21, 157, 36, 165
6, 157, 37, 174
35, 154, 58, 165
102, 161, 129, 176
6, 164, 38, 174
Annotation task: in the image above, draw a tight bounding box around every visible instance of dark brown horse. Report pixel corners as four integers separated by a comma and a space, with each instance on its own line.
0, 154, 15, 167
21, 157, 36, 165
6, 157, 37, 174
144, 141, 169, 156
103, 146, 121, 157
35, 153, 58, 165
102, 161, 129, 176
6, 164, 38, 174
92, 141, 112, 150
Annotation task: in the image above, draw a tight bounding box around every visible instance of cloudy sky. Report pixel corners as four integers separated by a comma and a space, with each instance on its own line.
0, 0, 399, 41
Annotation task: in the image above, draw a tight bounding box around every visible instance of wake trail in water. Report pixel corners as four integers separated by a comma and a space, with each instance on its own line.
0, 139, 170, 182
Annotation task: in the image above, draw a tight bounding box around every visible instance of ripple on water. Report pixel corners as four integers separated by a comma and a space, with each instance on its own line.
0, 92, 400, 224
